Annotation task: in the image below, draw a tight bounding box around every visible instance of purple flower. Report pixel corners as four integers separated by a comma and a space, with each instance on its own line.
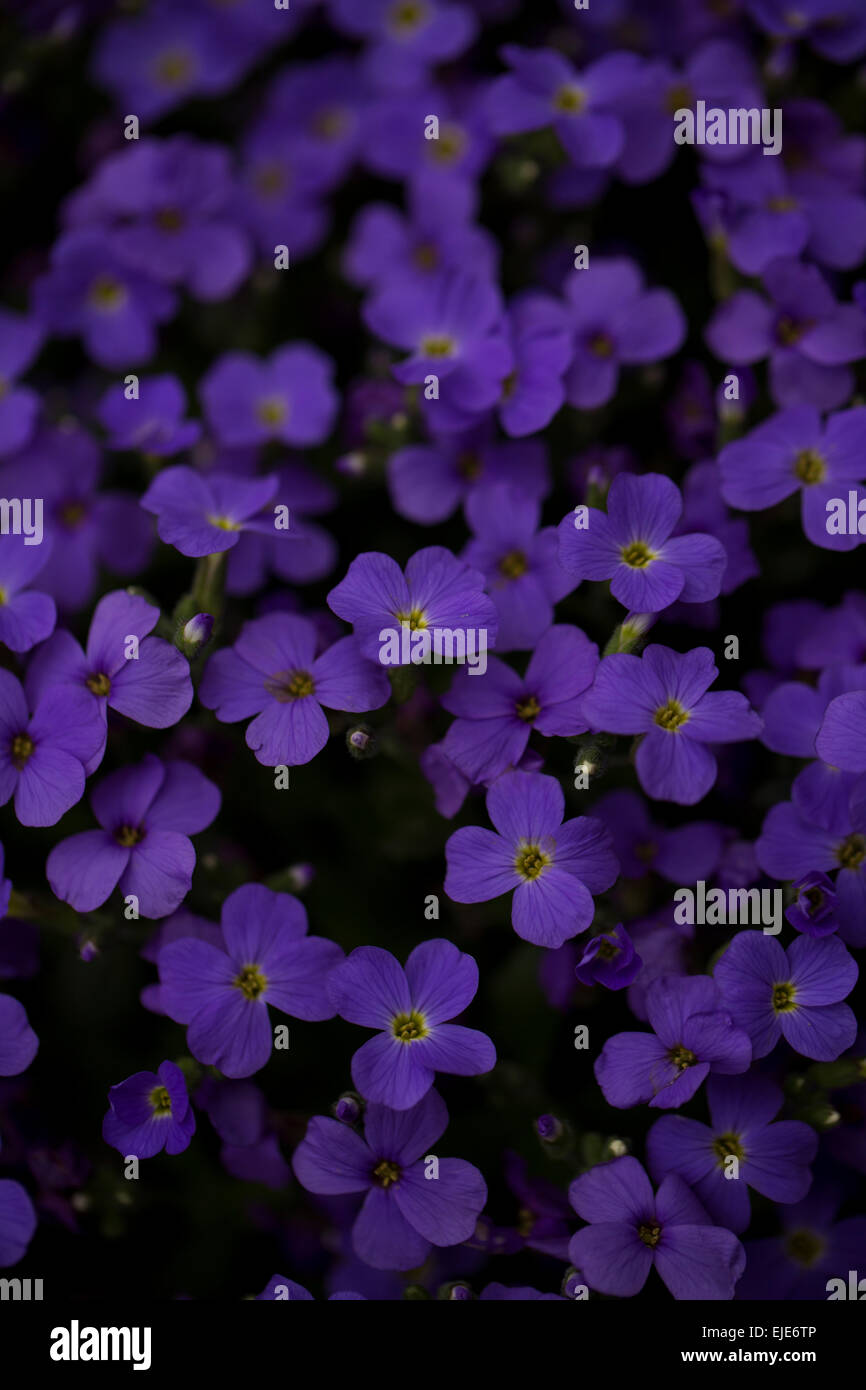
761, 663, 866, 760
0, 309, 42, 455
647, 1073, 818, 1234
441, 625, 598, 784
718, 405, 866, 551
714, 931, 858, 1062
327, 545, 498, 665
756, 782, 866, 946
496, 293, 573, 437
582, 644, 761, 805
46, 754, 220, 918
343, 187, 497, 291
0, 535, 56, 653
785, 871, 839, 938
67, 136, 251, 301
0, 425, 154, 612
387, 429, 550, 527
461, 484, 573, 651
559, 472, 727, 611
102, 1060, 195, 1158
200, 346, 338, 448
292, 1088, 487, 1270
97, 374, 201, 455
26, 590, 193, 773
363, 270, 511, 431
0, 670, 103, 826
140, 467, 283, 558
444, 770, 619, 948
91, 2, 244, 122
568, 1155, 745, 1300
735, 1187, 866, 1300
487, 46, 642, 169
575, 924, 641, 990
158, 883, 343, 1078
595, 974, 752, 1110
225, 463, 338, 596
0, 1180, 36, 1267
328, 0, 477, 91
326, 939, 496, 1110
0, 994, 38, 1075
0, 842, 10, 920
593, 788, 724, 882
706, 258, 866, 411
563, 258, 686, 410
200, 613, 390, 767
31, 231, 175, 368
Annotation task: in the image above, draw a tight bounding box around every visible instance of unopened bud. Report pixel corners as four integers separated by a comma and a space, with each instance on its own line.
181, 612, 214, 654
334, 1093, 362, 1125
346, 724, 377, 759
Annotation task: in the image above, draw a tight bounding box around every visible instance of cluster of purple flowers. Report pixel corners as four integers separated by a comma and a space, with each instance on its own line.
2, 0, 866, 1307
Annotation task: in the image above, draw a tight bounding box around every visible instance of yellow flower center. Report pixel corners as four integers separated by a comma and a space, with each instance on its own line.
389, 0, 428, 34
515, 695, 541, 723
208, 515, 242, 531
668, 1044, 697, 1071
10, 734, 34, 768
499, 549, 528, 580
553, 84, 586, 113
713, 1131, 745, 1164
588, 331, 614, 357
395, 608, 427, 631
88, 275, 127, 313
638, 1223, 661, 1247
257, 396, 288, 427
515, 843, 552, 881
234, 964, 268, 1001
793, 449, 826, 485
115, 824, 144, 847
86, 672, 111, 696
772, 981, 798, 1013
784, 1228, 825, 1267
621, 540, 656, 568
420, 334, 457, 359
391, 1010, 429, 1043
155, 207, 184, 232
373, 1158, 401, 1188
149, 1085, 172, 1116
654, 699, 690, 731
836, 833, 866, 869
152, 48, 195, 88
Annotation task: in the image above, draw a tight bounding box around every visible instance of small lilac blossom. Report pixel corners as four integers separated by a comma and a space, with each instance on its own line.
595, 974, 752, 1110
327, 545, 498, 665
0, 535, 56, 653
648, 1073, 818, 1234
140, 467, 281, 558
0, 669, 104, 827
158, 884, 343, 1079
486, 46, 642, 169
441, 625, 598, 784
444, 770, 619, 948
200, 345, 338, 448
575, 925, 641, 991
562, 258, 686, 410
328, 0, 478, 92
31, 231, 175, 368
387, 429, 549, 527
559, 472, 726, 611
568, 1155, 745, 1300
98, 374, 201, 455
714, 931, 858, 1062
46, 754, 220, 918
718, 405, 866, 551
102, 1060, 195, 1158
199, 613, 390, 767
291, 1088, 487, 1271
326, 939, 496, 1110
785, 872, 839, 938
581, 645, 761, 805
26, 590, 193, 773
